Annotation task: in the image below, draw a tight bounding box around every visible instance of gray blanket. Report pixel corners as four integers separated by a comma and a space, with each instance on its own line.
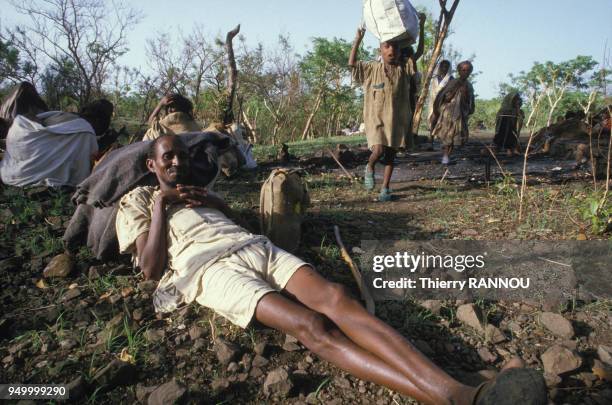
63, 131, 229, 261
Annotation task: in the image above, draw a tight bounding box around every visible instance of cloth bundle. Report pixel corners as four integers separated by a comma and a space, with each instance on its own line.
363, 0, 419, 44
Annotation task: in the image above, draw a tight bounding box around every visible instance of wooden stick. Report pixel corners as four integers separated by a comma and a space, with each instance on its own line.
326, 148, 355, 180
333, 225, 375, 314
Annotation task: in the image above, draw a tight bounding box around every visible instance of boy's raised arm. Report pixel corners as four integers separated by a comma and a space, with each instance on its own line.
348, 27, 366, 67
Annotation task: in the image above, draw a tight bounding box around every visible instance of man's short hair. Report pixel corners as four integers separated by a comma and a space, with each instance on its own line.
439, 59, 451, 68
457, 60, 474, 74
147, 134, 186, 159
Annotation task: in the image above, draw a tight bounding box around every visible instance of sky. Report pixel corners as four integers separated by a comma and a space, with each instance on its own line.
2, 0, 611, 99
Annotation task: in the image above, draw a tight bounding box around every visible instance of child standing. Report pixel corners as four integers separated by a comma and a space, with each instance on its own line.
349, 24, 418, 201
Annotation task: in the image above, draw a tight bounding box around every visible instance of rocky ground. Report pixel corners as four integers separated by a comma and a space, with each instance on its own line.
0, 138, 611, 404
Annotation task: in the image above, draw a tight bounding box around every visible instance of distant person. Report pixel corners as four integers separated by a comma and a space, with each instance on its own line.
431, 60, 475, 164
349, 20, 420, 201
428, 60, 453, 130
493, 92, 524, 156
142, 93, 202, 141
0, 83, 112, 187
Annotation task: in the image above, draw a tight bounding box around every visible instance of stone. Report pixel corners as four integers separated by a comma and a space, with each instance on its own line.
539, 312, 574, 339
543, 372, 562, 387
214, 338, 240, 366
145, 329, 165, 343
252, 355, 269, 368
227, 362, 239, 373
138, 280, 158, 294
541, 345, 582, 375
61, 288, 81, 302
250, 367, 263, 378
254, 342, 268, 356
420, 300, 442, 315
43, 254, 73, 278
210, 377, 230, 391
263, 367, 293, 397
477, 347, 497, 363
132, 309, 143, 322
188, 325, 205, 340
485, 325, 506, 344
135, 384, 157, 402
192, 338, 206, 351
92, 359, 136, 390
592, 359, 612, 382
456, 304, 486, 332
597, 345, 612, 366
59, 339, 77, 351
148, 379, 187, 405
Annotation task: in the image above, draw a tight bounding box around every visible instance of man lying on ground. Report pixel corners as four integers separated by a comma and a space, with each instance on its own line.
0, 84, 113, 187
115, 134, 547, 405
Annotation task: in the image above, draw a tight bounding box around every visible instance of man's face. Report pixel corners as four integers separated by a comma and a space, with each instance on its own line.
147, 136, 190, 188
380, 41, 399, 65
458, 64, 472, 80
438, 63, 450, 77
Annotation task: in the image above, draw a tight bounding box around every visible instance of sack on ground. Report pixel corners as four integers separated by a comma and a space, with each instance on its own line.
260, 169, 309, 253
363, 0, 419, 44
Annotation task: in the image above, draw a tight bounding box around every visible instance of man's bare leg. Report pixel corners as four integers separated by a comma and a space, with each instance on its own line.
284, 266, 476, 405
255, 292, 436, 404
381, 147, 396, 190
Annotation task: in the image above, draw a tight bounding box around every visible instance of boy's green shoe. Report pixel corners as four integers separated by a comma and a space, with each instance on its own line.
378, 188, 393, 202
364, 168, 375, 191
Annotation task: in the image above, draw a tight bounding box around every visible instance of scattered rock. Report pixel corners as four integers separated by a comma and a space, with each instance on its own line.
92, 359, 136, 390
148, 379, 187, 405
263, 367, 293, 397
188, 325, 205, 340
477, 347, 497, 363
192, 338, 206, 351
227, 362, 239, 373
59, 338, 77, 351
252, 355, 269, 368
254, 342, 268, 356
145, 329, 165, 343
250, 367, 263, 378
43, 253, 73, 278
462, 229, 479, 237
597, 345, 612, 366
420, 300, 442, 315
457, 304, 486, 332
541, 345, 582, 375
283, 334, 301, 352
138, 280, 158, 294
62, 288, 81, 302
592, 359, 612, 382
543, 372, 562, 388
485, 325, 506, 344
135, 384, 157, 403
539, 312, 574, 339
214, 338, 240, 366
210, 377, 230, 391
132, 308, 143, 321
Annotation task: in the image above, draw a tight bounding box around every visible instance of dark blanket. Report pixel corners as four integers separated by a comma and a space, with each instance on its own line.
64, 131, 229, 261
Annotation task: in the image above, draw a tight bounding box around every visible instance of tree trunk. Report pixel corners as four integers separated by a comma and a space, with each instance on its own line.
411, 0, 461, 135
301, 90, 324, 140
223, 24, 240, 125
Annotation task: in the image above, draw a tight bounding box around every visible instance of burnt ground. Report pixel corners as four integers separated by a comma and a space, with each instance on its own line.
0, 133, 611, 404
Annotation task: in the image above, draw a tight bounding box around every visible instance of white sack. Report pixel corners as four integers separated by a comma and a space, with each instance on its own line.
363, 0, 419, 44
0, 111, 98, 187
229, 123, 257, 169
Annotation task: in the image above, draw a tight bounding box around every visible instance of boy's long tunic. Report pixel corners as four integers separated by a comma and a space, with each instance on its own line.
352, 60, 413, 149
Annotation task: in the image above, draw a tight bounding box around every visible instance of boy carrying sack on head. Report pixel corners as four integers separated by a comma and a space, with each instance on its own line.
349, 19, 421, 202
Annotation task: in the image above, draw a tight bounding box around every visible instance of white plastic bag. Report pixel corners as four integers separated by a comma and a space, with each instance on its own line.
363, 0, 419, 44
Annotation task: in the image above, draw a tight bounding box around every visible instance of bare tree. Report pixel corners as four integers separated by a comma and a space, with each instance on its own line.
5, 0, 141, 105
412, 0, 461, 134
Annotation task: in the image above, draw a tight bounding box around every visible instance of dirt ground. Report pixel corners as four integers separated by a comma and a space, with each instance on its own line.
0, 134, 610, 404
